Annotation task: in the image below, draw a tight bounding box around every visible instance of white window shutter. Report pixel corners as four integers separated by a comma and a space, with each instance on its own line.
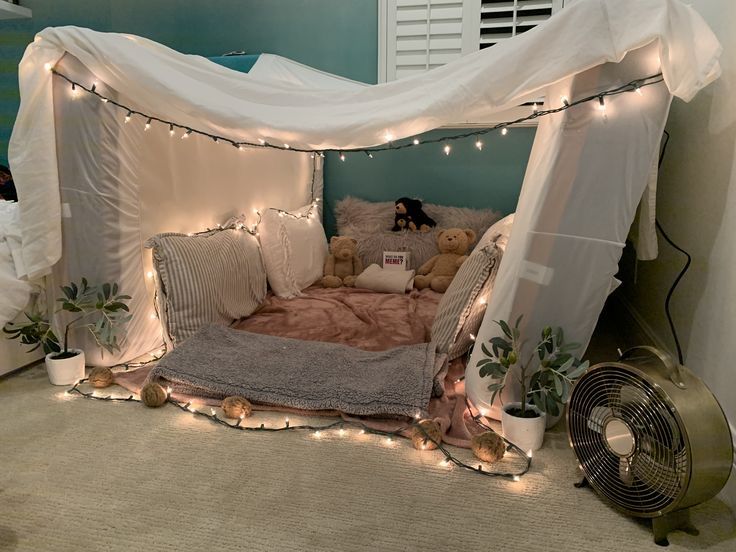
383, 0, 481, 82
480, 0, 564, 50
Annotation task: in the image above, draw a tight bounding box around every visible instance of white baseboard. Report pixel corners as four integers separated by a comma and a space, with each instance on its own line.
615, 294, 674, 357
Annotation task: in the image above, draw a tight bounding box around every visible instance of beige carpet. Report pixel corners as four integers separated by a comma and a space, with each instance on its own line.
1, 363, 734, 552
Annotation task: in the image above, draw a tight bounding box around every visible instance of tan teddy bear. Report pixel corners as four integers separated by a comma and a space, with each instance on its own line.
414, 228, 476, 293
322, 236, 364, 288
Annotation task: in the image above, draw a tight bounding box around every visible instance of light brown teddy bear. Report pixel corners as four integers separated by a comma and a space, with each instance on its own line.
414, 228, 476, 293
322, 236, 364, 288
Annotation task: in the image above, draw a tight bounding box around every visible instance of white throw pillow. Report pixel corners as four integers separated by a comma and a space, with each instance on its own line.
258, 204, 328, 298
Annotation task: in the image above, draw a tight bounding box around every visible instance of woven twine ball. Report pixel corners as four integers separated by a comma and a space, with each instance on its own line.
471, 431, 506, 463
411, 419, 442, 450
140, 382, 168, 408
88, 366, 114, 388
221, 396, 253, 419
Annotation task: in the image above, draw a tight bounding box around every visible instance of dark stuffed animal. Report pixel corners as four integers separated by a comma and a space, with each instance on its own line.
393, 197, 436, 233
392, 213, 412, 231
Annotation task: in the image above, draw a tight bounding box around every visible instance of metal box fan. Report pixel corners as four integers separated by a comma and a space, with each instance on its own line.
566, 346, 733, 545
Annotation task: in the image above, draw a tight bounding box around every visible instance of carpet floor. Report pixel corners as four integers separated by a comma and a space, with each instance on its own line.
1, 361, 735, 552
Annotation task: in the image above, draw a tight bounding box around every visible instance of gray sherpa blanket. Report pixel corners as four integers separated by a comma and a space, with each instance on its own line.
145, 324, 438, 417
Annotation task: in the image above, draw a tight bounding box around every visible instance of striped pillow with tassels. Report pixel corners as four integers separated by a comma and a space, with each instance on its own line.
146, 229, 266, 348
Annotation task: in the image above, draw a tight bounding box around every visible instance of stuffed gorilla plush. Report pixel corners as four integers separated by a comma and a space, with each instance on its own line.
391, 197, 437, 232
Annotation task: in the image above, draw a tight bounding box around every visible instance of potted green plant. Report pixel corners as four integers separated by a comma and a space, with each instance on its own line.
3, 279, 131, 385
476, 316, 589, 451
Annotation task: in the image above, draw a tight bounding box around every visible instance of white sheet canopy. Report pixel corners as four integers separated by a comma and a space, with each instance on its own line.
7, 0, 720, 405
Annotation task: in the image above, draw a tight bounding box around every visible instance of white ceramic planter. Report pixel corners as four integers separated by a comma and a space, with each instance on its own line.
501, 402, 547, 452
45, 349, 85, 386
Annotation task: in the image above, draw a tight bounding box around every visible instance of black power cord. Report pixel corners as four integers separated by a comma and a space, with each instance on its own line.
654, 130, 691, 365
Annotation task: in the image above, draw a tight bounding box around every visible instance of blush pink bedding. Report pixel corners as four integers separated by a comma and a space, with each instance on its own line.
115, 286, 485, 448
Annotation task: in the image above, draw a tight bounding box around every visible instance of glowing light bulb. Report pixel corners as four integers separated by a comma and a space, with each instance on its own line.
43, 62, 52, 72
414, 412, 421, 419
513, 475, 520, 482
384, 131, 394, 142
561, 96, 570, 107
186, 232, 193, 237
258, 138, 266, 145
501, 128, 508, 136
283, 143, 290, 149
71, 84, 78, 99
169, 124, 174, 137
339, 429, 346, 437
479, 298, 487, 305
532, 103, 538, 113
469, 333, 476, 342
366, 152, 374, 159
238, 145, 244, 151
413, 138, 420, 145
144, 118, 152, 131
443, 144, 451, 156
181, 129, 192, 139
339, 152, 346, 162
360, 429, 366, 435
284, 417, 289, 424
475, 139, 483, 151
635, 84, 643, 96
314, 430, 322, 438
124, 111, 132, 124
149, 312, 157, 320
239, 413, 246, 420
597, 96, 606, 112
101, 98, 109, 103
211, 408, 216, 416
146, 271, 154, 279
527, 449, 533, 458
166, 386, 172, 396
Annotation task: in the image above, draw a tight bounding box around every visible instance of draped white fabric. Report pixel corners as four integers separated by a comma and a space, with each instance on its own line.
10, 0, 720, 281
5, 0, 720, 370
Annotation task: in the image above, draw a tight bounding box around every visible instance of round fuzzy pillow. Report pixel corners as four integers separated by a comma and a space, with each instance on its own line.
222, 396, 253, 419
411, 419, 442, 450
140, 382, 168, 407
471, 431, 506, 463
88, 366, 114, 388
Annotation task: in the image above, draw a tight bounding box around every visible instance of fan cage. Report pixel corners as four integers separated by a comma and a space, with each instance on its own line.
568, 364, 691, 516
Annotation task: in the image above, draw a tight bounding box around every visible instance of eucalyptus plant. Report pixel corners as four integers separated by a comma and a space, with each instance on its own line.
3, 278, 132, 358
476, 316, 589, 417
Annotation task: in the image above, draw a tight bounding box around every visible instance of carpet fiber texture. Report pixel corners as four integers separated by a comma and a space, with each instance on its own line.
1, 364, 735, 552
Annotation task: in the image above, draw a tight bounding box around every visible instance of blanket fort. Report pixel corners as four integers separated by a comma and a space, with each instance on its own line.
7, 0, 721, 413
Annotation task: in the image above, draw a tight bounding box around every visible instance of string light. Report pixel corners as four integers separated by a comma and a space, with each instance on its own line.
49, 68, 664, 157
124, 111, 132, 123
475, 139, 483, 151
44, 62, 53, 72
66, 378, 533, 480
443, 144, 451, 156
365, 151, 373, 159
144, 118, 152, 131
146, 271, 154, 279
181, 129, 192, 139
169, 124, 174, 137
71, 83, 78, 99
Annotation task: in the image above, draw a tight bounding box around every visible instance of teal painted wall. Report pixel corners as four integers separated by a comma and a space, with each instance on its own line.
323, 128, 535, 235
0, 0, 377, 163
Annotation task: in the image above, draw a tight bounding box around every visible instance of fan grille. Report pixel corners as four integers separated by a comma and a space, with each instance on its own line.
568, 366, 689, 515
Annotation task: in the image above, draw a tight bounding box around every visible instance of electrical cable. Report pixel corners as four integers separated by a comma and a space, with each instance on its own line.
654, 130, 691, 365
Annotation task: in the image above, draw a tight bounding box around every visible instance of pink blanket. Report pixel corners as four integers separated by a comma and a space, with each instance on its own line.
115, 286, 483, 447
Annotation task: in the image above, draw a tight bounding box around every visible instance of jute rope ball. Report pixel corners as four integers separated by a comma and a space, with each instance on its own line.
471, 431, 506, 463
140, 382, 168, 407
88, 366, 114, 388
410, 419, 442, 450
221, 396, 253, 419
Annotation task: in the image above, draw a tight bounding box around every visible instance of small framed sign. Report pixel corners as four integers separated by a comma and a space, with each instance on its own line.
383, 251, 410, 271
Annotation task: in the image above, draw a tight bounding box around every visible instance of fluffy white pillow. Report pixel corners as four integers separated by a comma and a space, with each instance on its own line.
477, 213, 515, 251
258, 204, 328, 298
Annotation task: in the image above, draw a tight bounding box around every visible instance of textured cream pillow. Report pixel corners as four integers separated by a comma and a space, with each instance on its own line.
335, 196, 501, 270
258, 204, 328, 298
